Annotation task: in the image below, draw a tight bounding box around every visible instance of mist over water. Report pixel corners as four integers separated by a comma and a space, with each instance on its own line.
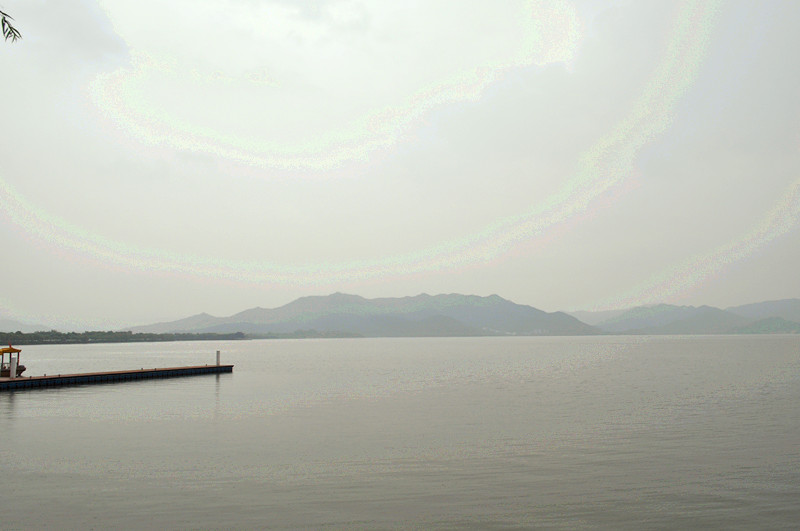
2, 336, 799, 529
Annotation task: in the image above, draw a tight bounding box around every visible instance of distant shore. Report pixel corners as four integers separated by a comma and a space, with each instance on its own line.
0, 330, 246, 346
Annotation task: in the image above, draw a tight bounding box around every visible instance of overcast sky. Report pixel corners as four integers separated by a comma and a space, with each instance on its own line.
1, 0, 799, 330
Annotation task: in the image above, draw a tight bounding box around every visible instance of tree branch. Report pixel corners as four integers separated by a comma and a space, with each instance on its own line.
1, 9, 22, 42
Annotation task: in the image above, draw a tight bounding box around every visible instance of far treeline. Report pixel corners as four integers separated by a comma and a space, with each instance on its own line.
0, 330, 246, 345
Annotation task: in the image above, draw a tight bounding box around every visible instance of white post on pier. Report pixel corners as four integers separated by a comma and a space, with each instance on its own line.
9, 354, 17, 380
216, 350, 221, 366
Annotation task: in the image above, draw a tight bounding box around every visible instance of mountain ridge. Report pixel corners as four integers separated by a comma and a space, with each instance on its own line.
127, 294, 800, 337
128, 293, 597, 337
587, 300, 800, 335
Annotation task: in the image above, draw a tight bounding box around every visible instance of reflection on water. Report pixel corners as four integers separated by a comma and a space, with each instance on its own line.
1, 389, 15, 421
1, 336, 799, 529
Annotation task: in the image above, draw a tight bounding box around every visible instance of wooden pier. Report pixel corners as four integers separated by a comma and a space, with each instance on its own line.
0, 364, 233, 392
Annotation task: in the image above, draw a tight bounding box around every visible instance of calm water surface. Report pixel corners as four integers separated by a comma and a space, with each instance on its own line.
1, 336, 798, 529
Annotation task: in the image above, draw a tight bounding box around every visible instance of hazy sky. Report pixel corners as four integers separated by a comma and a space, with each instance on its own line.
1, 0, 799, 330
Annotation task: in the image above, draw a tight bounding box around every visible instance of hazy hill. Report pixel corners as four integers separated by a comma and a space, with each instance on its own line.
728, 317, 800, 334
566, 309, 627, 326
596, 304, 701, 333
0, 316, 52, 333
129, 293, 598, 337
726, 299, 800, 323
597, 303, 793, 335
134, 312, 223, 334
631, 306, 751, 335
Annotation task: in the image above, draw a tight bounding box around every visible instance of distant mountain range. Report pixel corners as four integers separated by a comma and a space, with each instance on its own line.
576, 299, 800, 335
129, 293, 595, 337
127, 294, 800, 337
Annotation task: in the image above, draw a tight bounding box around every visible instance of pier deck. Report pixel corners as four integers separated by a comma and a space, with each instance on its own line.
0, 364, 233, 391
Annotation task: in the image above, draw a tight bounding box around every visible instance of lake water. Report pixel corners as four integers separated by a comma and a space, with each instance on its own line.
1, 335, 798, 529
